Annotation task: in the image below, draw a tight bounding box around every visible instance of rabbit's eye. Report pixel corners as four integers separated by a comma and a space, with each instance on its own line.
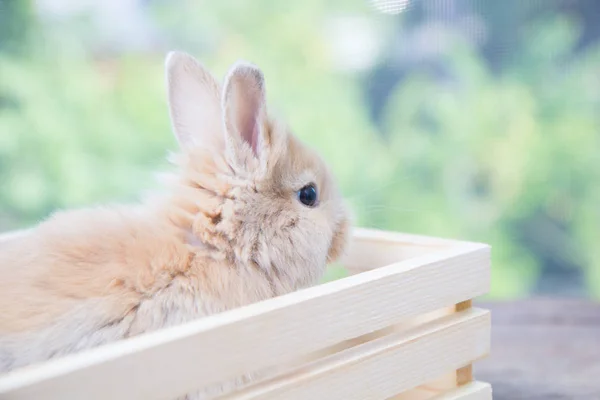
297, 184, 318, 207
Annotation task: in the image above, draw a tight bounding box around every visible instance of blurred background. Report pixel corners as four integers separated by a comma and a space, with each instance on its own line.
1, 0, 599, 299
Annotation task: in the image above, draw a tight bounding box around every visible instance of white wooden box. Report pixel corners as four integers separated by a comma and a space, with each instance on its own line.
0, 228, 492, 399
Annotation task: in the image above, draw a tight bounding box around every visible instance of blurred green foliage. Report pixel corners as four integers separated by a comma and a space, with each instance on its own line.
1, 0, 600, 298
0, 0, 33, 54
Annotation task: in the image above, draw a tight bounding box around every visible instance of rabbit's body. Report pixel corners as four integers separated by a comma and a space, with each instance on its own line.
0, 52, 350, 398
0, 206, 251, 372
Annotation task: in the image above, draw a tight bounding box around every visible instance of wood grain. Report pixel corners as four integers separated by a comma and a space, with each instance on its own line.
341, 228, 468, 271
226, 309, 491, 400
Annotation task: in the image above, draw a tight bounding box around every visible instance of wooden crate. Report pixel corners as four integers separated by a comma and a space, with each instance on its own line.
0, 228, 492, 399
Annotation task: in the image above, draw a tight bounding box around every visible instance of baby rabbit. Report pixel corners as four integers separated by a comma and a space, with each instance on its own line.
0, 52, 350, 397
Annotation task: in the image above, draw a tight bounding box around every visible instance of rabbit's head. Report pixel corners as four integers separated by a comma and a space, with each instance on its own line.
163, 52, 350, 291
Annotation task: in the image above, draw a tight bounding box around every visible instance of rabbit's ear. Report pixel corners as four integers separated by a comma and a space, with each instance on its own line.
222, 61, 269, 163
165, 51, 223, 150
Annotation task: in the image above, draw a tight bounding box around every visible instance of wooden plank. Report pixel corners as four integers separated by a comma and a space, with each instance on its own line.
0, 243, 490, 400
342, 228, 463, 271
430, 382, 492, 400
351, 227, 463, 248
225, 309, 491, 400
302, 306, 457, 366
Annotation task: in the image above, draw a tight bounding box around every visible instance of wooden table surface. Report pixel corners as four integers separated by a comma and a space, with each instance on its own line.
474, 298, 600, 399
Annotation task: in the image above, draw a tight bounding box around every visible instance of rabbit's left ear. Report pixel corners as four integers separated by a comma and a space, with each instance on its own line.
221, 61, 270, 165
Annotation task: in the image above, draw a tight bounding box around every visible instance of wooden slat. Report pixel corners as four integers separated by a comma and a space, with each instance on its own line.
351, 228, 463, 248
301, 306, 457, 366
225, 308, 491, 400
0, 242, 490, 400
341, 228, 463, 271
430, 382, 492, 400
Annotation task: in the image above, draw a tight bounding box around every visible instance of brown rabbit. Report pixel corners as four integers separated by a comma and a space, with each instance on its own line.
0, 52, 350, 397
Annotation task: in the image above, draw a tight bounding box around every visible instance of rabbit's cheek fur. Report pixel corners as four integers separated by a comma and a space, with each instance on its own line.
228, 181, 347, 291
222, 197, 327, 292
327, 207, 351, 262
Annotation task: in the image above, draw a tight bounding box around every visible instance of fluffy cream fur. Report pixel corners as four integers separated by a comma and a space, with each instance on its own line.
0, 52, 350, 398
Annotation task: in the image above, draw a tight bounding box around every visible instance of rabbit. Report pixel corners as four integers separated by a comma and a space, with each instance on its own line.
0, 51, 351, 398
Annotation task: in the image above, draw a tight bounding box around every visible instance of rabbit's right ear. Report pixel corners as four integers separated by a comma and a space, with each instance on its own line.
165, 51, 223, 150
